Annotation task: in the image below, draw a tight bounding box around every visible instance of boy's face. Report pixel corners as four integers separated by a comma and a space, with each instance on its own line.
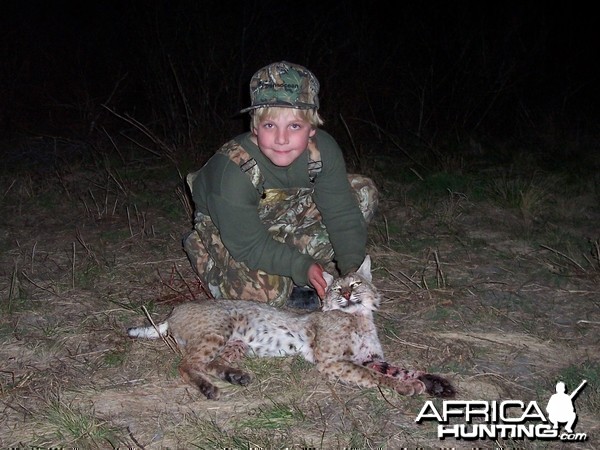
252, 108, 316, 167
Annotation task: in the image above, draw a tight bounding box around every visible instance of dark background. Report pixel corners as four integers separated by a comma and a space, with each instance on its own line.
1, 1, 598, 170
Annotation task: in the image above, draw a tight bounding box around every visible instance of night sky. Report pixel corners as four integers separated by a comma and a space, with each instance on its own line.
2, 1, 598, 152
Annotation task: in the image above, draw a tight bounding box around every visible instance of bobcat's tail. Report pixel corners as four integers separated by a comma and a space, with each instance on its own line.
127, 322, 169, 339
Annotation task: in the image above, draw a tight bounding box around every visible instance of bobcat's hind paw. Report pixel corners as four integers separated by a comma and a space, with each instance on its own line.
418, 373, 456, 398
224, 370, 252, 386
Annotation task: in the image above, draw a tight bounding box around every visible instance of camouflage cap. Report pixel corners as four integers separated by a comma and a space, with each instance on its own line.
240, 61, 320, 113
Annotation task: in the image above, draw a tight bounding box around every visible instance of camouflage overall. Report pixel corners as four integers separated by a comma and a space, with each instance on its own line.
183, 140, 378, 306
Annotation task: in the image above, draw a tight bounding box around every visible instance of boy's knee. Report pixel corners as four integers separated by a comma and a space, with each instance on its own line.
183, 231, 205, 262
182, 230, 211, 279
348, 174, 379, 222
223, 271, 292, 306
183, 229, 201, 251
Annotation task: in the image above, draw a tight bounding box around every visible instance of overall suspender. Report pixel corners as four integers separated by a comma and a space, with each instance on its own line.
186, 138, 322, 196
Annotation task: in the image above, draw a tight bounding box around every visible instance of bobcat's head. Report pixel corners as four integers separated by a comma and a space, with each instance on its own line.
321, 255, 381, 314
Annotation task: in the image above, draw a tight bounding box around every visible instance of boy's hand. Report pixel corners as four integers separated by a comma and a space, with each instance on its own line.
307, 263, 327, 299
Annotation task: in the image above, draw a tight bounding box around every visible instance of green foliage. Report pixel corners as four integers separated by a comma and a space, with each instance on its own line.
554, 362, 600, 414
184, 416, 313, 449
487, 171, 556, 220
168, 357, 182, 379
44, 399, 121, 447
236, 400, 305, 430
99, 229, 131, 243
73, 264, 102, 290
3, 267, 31, 314
557, 362, 600, 393
421, 172, 473, 196
424, 306, 453, 321
103, 350, 126, 368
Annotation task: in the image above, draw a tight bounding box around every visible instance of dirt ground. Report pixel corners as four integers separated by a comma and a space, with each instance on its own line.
1, 143, 599, 449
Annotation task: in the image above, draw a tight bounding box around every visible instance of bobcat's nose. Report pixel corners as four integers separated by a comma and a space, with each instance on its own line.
342, 289, 351, 301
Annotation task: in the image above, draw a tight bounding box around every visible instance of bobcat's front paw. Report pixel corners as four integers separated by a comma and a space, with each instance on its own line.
201, 384, 221, 400
418, 373, 456, 398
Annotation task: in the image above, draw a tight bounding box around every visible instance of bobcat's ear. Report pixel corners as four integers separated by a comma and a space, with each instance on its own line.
357, 255, 372, 282
323, 271, 335, 289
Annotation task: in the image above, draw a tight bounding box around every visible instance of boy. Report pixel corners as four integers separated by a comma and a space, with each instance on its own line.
183, 61, 378, 308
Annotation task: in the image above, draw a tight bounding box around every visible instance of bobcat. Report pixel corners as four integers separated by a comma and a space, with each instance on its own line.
127, 256, 455, 400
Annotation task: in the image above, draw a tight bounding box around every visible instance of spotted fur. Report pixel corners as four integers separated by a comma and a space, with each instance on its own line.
127, 256, 455, 400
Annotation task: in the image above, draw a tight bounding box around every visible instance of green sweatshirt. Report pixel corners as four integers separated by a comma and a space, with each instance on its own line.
190, 129, 367, 286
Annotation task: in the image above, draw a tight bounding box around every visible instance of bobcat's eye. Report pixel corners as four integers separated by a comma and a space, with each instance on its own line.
350, 281, 362, 289
333, 286, 342, 293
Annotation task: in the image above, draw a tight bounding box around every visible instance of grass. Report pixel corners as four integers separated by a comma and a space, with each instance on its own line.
236, 399, 306, 430
1, 135, 599, 448
538, 238, 600, 281
43, 396, 121, 447
102, 350, 127, 368
487, 169, 557, 222
556, 362, 600, 398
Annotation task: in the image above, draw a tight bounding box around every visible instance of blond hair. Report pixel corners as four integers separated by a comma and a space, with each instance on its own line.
250, 106, 324, 131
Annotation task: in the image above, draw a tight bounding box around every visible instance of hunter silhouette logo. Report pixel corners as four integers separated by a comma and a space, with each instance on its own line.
546, 380, 587, 434
415, 379, 589, 442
